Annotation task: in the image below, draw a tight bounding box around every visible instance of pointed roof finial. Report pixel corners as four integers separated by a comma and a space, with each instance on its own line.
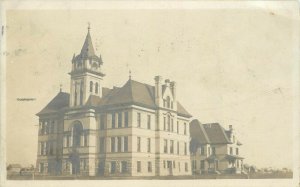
129, 70, 132, 80
88, 22, 91, 33
60, 84, 62, 92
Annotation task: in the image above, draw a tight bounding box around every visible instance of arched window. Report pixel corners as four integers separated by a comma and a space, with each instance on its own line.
166, 96, 171, 108
90, 81, 93, 92
95, 82, 99, 94
72, 122, 83, 148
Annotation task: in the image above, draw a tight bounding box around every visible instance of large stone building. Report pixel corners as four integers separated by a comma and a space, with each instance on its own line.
36, 27, 193, 177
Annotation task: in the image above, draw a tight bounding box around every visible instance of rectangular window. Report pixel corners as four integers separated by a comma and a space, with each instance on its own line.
171, 119, 174, 132
49, 141, 53, 155
192, 160, 196, 170
137, 137, 141, 152
200, 146, 205, 155
39, 163, 44, 173
124, 112, 128, 127
177, 142, 179, 155
200, 160, 205, 169
148, 162, 152, 172
112, 113, 116, 128
230, 147, 233, 155
100, 114, 105, 130
66, 135, 70, 147
118, 112, 122, 128
147, 115, 151, 129
137, 161, 141, 172
124, 136, 128, 152
111, 161, 116, 174
50, 121, 55, 133
184, 142, 187, 155
84, 133, 88, 147
167, 116, 170, 131
117, 137, 122, 152
185, 162, 188, 172
121, 161, 127, 173
137, 113, 141, 127
100, 137, 105, 153
43, 142, 47, 155
170, 140, 174, 154
212, 147, 216, 155
163, 161, 166, 169
147, 138, 151, 153
178, 162, 181, 172
163, 117, 166, 130
236, 148, 239, 155
111, 137, 115, 152
184, 123, 187, 135
177, 121, 179, 133
173, 161, 176, 168
164, 139, 168, 153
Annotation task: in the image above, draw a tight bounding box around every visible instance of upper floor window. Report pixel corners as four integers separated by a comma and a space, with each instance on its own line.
112, 113, 116, 128
137, 137, 141, 152
212, 147, 216, 155
164, 139, 168, 153
167, 116, 170, 131
236, 148, 239, 155
124, 112, 129, 127
184, 123, 187, 135
170, 140, 174, 154
230, 147, 233, 155
137, 113, 141, 127
184, 142, 187, 155
95, 82, 99, 94
111, 137, 115, 152
118, 112, 122, 128
163, 117, 166, 130
177, 121, 179, 133
100, 114, 105, 130
124, 137, 128, 152
147, 138, 151, 153
90, 81, 93, 92
200, 146, 205, 155
147, 115, 151, 129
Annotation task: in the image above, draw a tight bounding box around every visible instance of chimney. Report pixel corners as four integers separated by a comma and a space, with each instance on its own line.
154, 76, 163, 106
170, 81, 176, 101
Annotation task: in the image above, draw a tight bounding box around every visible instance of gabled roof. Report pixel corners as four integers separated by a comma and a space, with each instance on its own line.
38, 79, 192, 118
189, 120, 231, 147
190, 119, 210, 144
203, 123, 231, 144
36, 92, 69, 116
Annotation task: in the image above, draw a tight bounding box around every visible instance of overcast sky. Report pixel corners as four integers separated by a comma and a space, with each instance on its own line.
5, 5, 299, 169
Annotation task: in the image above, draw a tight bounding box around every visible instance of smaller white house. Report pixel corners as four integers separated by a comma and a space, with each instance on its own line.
190, 119, 244, 174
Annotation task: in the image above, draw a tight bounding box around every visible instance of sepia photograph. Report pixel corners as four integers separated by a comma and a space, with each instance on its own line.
0, 1, 299, 187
